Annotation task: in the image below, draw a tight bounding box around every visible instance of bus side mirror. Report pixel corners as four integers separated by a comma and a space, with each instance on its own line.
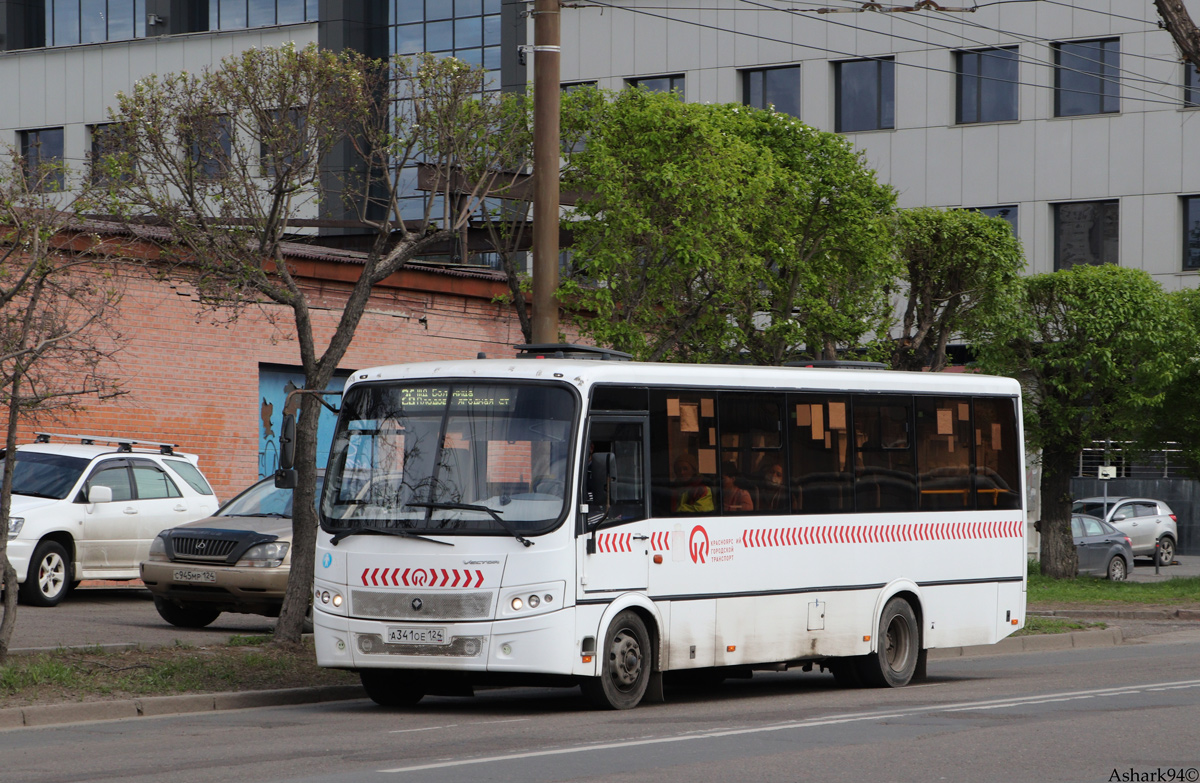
279, 413, 296, 470
588, 452, 616, 525
274, 468, 297, 489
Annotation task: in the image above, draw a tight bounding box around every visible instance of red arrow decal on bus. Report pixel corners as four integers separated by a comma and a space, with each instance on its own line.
361, 568, 369, 585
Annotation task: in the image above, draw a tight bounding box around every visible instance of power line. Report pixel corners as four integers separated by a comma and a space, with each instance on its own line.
578, 0, 1190, 110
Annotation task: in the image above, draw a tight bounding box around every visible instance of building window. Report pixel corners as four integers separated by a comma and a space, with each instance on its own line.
835, 58, 894, 132
1054, 38, 1120, 117
743, 65, 801, 118
210, 0, 318, 31
46, 0, 146, 46
189, 116, 233, 179
20, 128, 65, 190
89, 123, 129, 185
1185, 196, 1200, 271
956, 47, 1018, 124
1187, 63, 1200, 108
1054, 201, 1119, 270
562, 81, 597, 91
628, 75, 686, 98
978, 205, 1018, 236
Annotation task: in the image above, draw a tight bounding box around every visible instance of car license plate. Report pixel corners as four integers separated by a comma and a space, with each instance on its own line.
173, 569, 217, 583
387, 626, 447, 645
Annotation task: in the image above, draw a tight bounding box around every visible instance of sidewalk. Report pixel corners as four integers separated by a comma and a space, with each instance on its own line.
1126, 553, 1200, 583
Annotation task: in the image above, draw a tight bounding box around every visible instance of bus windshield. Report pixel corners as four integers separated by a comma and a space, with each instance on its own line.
321, 381, 576, 537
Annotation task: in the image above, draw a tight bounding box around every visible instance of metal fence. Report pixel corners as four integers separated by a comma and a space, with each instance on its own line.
1076, 441, 1190, 480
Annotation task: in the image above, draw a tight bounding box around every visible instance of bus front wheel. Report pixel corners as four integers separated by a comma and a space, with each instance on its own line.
582, 610, 652, 710
858, 597, 920, 688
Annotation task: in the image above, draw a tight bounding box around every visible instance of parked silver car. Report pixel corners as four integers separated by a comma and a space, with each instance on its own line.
1071, 514, 1133, 581
1071, 497, 1177, 564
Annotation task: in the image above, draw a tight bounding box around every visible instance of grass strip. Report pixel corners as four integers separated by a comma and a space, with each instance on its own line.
1027, 560, 1200, 606
0, 637, 356, 709
1014, 616, 1106, 637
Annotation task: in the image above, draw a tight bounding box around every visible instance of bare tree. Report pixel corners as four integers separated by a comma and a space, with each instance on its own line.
0, 158, 124, 662
105, 44, 531, 644
1155, 0, 1200, 69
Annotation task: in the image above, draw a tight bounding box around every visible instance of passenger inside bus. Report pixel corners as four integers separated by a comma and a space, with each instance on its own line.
672, 454, 713, 513
721, 463, 754, 512
757, 460, 788, 512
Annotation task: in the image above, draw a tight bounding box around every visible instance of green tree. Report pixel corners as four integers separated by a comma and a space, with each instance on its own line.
561, 92, 897, 364
1140, 287, 1200, 479
974, 265, 1183, 579
105, 44, 530, 644
560, 89, 772, 361
890, 208, 1025, 372
717, 107, 898, 365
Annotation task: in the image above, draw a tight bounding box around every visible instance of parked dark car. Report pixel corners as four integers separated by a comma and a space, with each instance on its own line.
140, 473, 321, 628
1071, 496, 1177, 564
1071, 513, 1133, 581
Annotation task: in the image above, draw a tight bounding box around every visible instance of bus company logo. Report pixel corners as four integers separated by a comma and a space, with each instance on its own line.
689, 525, 710, 564
321, 552, 332, 569
410, 568, 431, 586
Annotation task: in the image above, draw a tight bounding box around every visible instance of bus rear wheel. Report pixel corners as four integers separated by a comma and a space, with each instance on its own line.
858, 597, 920, 688
582, 610, 652, 710
360, 669, 425, 707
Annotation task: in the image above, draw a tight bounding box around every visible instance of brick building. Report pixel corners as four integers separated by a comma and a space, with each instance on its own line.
22, 233, 526, 501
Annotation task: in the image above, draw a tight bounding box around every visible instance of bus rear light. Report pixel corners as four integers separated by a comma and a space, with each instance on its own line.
863, 635, 871, 642
582, 655, 593, 663
1012, 618, 1019, 625
726, 645, 736, 652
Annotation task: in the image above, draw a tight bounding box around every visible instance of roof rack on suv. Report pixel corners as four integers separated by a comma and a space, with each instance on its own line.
513, 343, 633, 361
34, 432, 179, 455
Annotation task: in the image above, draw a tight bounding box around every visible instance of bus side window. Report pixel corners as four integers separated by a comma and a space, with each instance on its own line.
973, 397, 1021, 510
718, 392, 785, 514
649, 390, 718, 517
788, 394, 853, 514
915, 397, 973, 511
853, 396, 917, 513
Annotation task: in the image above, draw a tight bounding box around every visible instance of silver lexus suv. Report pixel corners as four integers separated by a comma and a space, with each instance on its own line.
1071, 497, 1178, 564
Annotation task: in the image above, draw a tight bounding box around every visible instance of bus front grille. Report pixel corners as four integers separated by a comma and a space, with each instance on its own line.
351, 590, 493, 620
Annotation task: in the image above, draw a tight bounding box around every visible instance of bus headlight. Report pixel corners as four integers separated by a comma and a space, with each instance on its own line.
501, 582, 565, 618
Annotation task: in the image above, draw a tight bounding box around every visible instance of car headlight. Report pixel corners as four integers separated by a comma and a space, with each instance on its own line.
147, 534, 168, 561
237, 541, 289, 568
7, 517, 23, 540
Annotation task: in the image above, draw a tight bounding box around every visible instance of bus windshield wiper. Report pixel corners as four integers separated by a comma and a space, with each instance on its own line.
329, 526, 454, 547
406, 502, 534, 548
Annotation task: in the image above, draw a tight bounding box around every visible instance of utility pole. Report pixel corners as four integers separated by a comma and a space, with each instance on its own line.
1155, 0, 1200, 70
531, 0, 561, 344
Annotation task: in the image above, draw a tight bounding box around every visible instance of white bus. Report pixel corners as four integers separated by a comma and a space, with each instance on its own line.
310, 346, 1026, 710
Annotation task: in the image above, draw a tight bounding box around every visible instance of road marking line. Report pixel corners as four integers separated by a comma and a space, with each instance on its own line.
470, 719, 531, 725
389, 725, 457, 734
379, 677, 1200, 774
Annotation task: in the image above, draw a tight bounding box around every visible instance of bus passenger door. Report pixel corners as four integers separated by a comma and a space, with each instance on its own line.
580, 417, 650, 593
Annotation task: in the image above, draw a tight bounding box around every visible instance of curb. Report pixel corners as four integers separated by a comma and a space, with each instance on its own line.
1031, 608, 1200, 621
0, 684, 366, 731
929, 627, 1123, 660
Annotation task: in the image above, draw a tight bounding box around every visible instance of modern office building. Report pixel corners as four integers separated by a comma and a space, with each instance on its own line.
3, 2, 1196, 284
557, 0, 1200, 287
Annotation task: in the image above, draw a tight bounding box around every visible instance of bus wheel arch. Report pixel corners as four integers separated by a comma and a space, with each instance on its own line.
859, 591, 923, 688
583, 597, 663, 710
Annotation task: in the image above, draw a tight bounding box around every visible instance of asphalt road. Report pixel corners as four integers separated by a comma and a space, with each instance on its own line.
3, 631, 1199, 783
8, 585, 277, 651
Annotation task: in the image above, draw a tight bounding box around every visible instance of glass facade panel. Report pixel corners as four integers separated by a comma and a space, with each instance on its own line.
49, 0, 80, 45
483, 13, 500, 45
456, 0, 482, 15
743, 65, 801, 118
277, 0, 306, 24
80, 0, 107, 43
426, 19, 453, 51
1184, 196, 1200, 271
396, 24, 422, 53
217, 0, 248, 29
484, 45, 501, 71
957, 47, 1018, 124
835, 58, 894, 132
427, 0, 453, 20
1187, 64, 1200, 108
396, 0, 423, 24
454, 15, 482, 48
1054, 201, 1119, 270
1054, 38, 1120, 117
249, 1, 276, 27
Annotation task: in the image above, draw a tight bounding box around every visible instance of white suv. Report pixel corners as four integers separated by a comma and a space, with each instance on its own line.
4, 433, 219, 606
